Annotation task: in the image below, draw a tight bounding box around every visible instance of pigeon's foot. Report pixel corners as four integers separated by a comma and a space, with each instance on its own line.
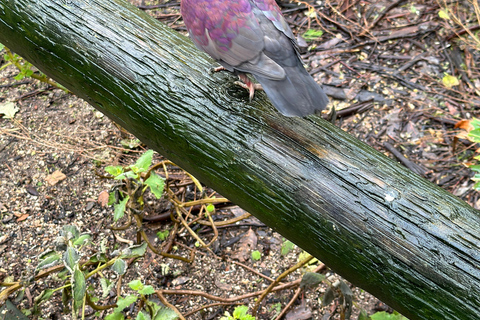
236, 74, 263, 101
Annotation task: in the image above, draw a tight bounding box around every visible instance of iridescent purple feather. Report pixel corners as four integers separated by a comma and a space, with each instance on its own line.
181, 0, 329, 117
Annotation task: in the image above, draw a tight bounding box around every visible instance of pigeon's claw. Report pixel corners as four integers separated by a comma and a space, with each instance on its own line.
236, 74, 263, 101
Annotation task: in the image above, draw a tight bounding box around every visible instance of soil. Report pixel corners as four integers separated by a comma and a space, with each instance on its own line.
1, 0, 479, 319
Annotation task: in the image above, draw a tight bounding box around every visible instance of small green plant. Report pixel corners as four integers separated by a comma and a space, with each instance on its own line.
220, 305, 256, 320
105, 280, 178, 320
106, 150, 165, 223
0, 43, 69, 91
280, 239, 295, 256
251, 250, 261, 261
0, 224, 178, 319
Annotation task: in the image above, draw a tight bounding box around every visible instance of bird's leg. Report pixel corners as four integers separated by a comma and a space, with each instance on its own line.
235, 74, 263, 101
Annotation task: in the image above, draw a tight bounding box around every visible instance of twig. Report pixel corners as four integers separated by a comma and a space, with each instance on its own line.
251, 254, 315, 316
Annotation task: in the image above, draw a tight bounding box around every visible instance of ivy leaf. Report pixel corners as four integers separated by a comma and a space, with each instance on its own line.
72, 267, 86, 313
111, 259, 127, 275
121, 242, 148, 259
36, 251, 61, 271
61, 225, 80, 240
145, 173, 165, 199
63, 246, 80, 273
73, 233, 91, 246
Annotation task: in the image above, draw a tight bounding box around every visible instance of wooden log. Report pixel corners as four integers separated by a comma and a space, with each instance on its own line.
0, 0, 479, 319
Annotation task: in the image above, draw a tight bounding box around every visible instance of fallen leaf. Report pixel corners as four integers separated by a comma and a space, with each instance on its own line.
442, 74, 460, 88
97, 190, 110, 207
285, 305, 312, 320
454, 119, 474, 132
16, 214, 29, 222
231, 228, 257, 262
45, 170, 67, 186
215, 278, 232, 291
25, 185, 39, 196
0, 101, 19, 118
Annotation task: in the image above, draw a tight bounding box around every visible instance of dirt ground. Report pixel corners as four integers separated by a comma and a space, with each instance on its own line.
1, 0, 479, 319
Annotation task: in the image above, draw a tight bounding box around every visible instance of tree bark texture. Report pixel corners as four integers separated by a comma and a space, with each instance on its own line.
0, 1, 479, 319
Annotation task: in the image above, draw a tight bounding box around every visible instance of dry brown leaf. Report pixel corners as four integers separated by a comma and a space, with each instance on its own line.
97, 190, 110, 207
16, 214, 29, 222
231, 228, 257, 262
454, 119, 474, 132
45, 170, 67, 186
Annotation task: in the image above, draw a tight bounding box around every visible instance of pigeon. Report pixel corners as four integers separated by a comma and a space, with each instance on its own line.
180, 0, 329, 117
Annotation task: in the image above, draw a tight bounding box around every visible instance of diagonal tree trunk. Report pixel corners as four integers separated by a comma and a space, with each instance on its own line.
0, 0, 479, 319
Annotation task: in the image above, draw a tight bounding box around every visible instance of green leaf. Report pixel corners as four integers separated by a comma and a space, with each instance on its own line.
35, 289, 55, 305
108, 191, 117, 206
468, 128, 480, 141
63, 246, 80, 273
113, 196, 129, 222
303, 29, 324, 41
300, 272, 325, 289
470, 118, 480, 129
281, 240, 295, 256
0, 43, 4, 51
134, 150, 154, 172
105, 166, 124, 177
111, 259, 127, 275
358, 309, 370, 320
442, 74, 459, 88
61, 225, 80, 240
370, 311, 408, 320
469, 165, 480, 173
105, 312, 125, 320
72, 267, 86, 312
145, 173, 165, 199
136, 311, 150, 320
232, 305, 255, 319
156, 230, 169, 241
139, 285, 155, 296
128, 279, 143, 291
121, 242, 148, 259
73, 233, 91, 246
124, 170, 139, 179
251, 250, 261, 261
153, 307, 179, 320
438, 9, 449, 19
322, 287, 335, 306
114, 294, 138, 313
36, 251, 61, 271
